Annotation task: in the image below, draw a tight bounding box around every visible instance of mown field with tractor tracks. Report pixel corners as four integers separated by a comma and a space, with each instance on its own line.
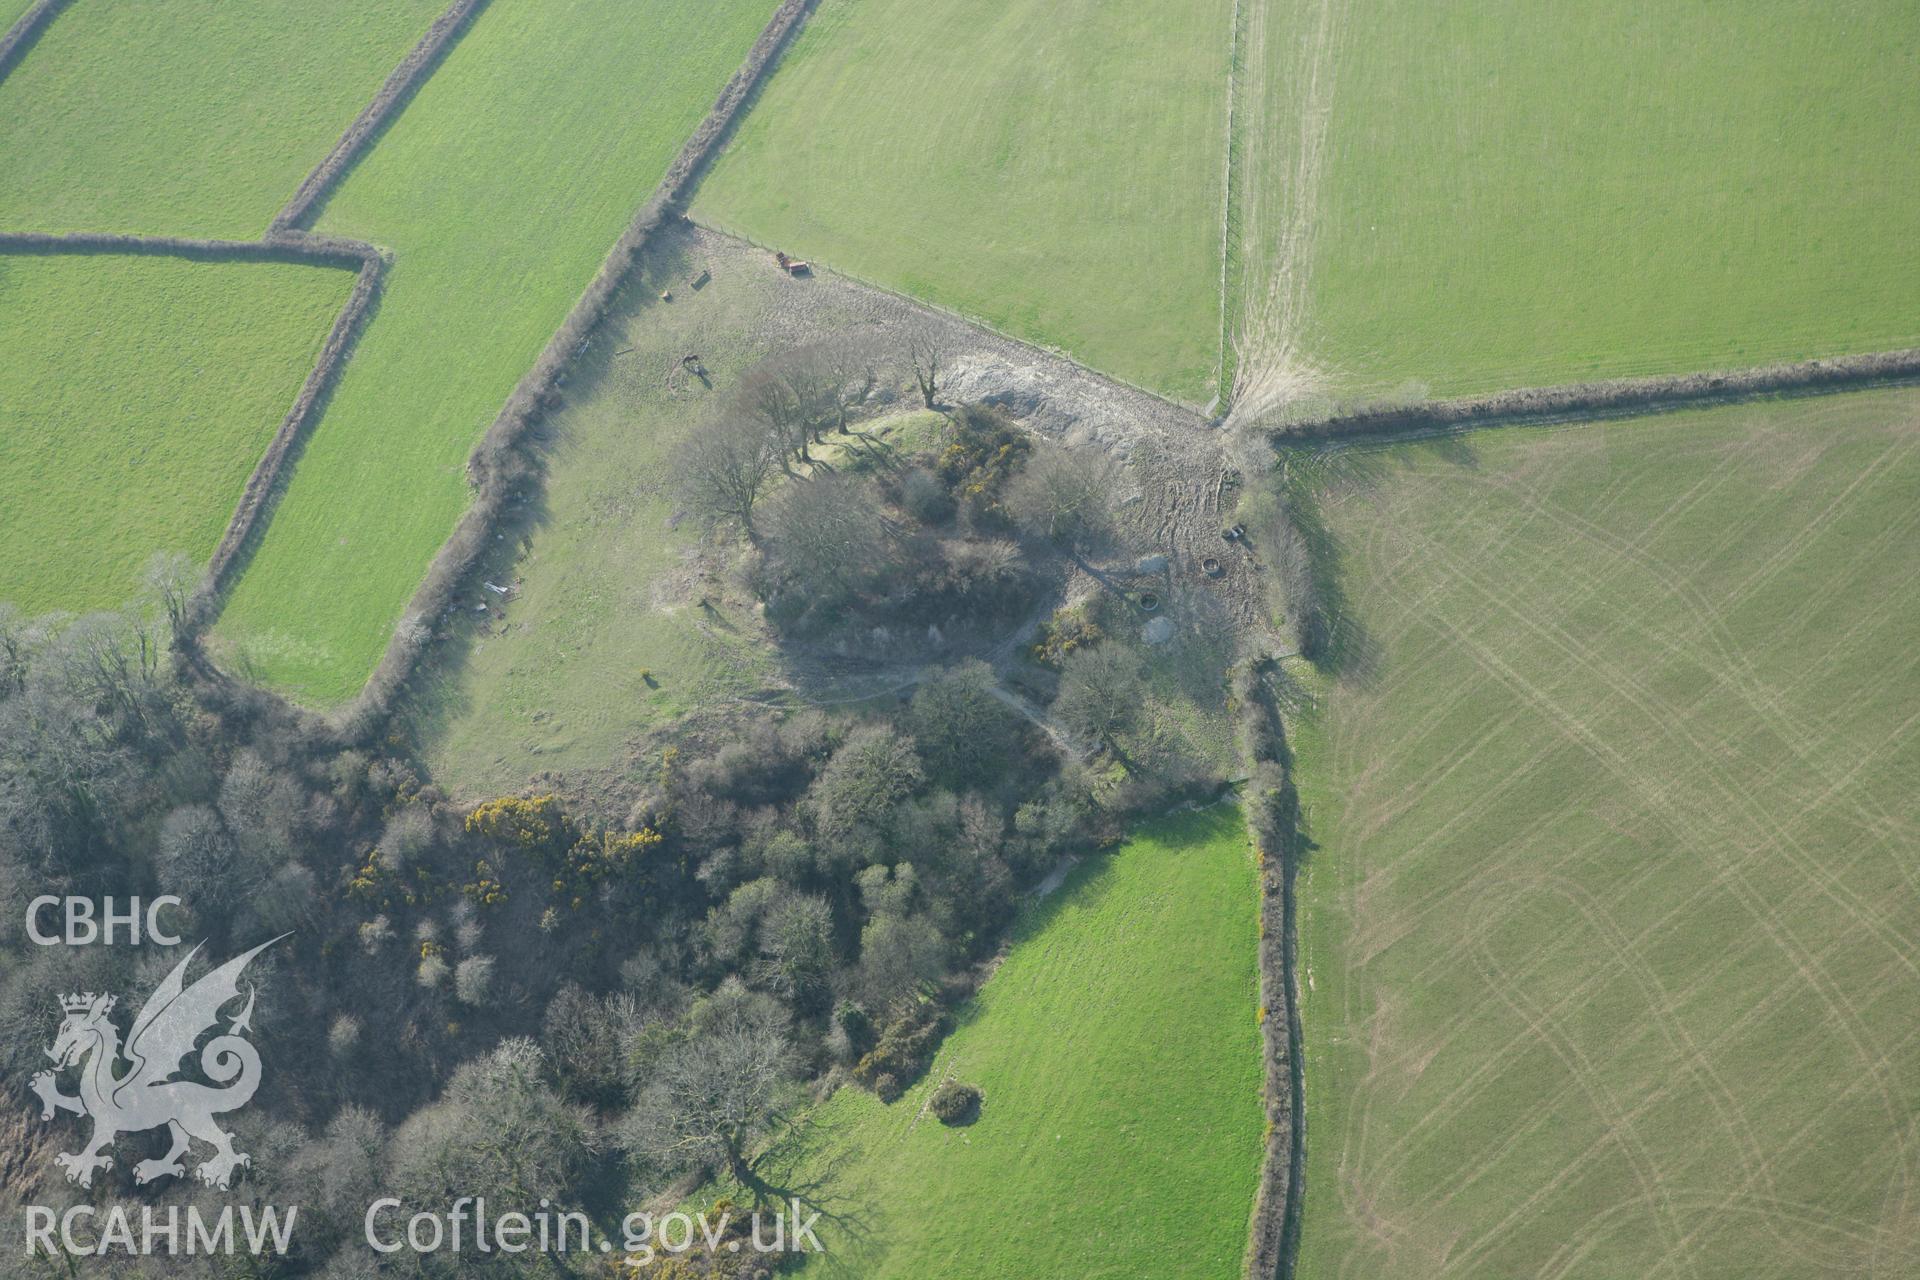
1286, 389, 1920, 1278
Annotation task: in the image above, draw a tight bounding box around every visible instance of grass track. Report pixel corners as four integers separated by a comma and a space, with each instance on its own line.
1237, 0, 1920, 403
1289, 391, 1920, 1277
696, 0, 1235, 405
0, 252, 353, 614
0, 0, 446, 237
747, 806, 1263, 1279
211, 0, 779, 705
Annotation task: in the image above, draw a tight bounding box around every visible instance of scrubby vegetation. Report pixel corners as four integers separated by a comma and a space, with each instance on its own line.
0, 552, 1164, 1272
927, 1079, 980, 1126
1232, 0, 1920, 406
737, 398, 1045, 654
722, 807, 1264, 1279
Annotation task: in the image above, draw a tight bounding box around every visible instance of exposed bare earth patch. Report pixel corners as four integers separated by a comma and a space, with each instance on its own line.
1226, 0, 1344, 424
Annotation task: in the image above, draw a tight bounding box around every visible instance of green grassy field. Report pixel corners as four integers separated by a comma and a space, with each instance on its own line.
409, 238, 796, 796
696, 0, 1235, 406
745, 805, 1262, 1278
0, 252, 352, 614
1233, 0, 1920, 408
0, 0, 445, 236
1288, 391, 1920, 1277
3, 0, 38, 32
210, 0, 778, 705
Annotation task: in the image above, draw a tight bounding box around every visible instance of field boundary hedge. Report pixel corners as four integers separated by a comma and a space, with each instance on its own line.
1, 0, 819, 738
186, 0, 496, 629
0, 0, 68, 86
335, 0, 819, 739
0, 0, 489, 690
195, 244, 385, 627
273, 0, 491, 233
1234, 659, 1306, 1280
0, 231, 388, 640
1268, 347, 1920, 443
0, 229, 370, 270
0, 0, 482, 657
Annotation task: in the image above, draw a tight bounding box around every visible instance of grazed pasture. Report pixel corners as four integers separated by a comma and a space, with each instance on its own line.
1289, 391, 1920, 1277
211, 0, 778, 705
407, 235, 791, 796
697, 0, 1235, 406
1232, 0, 1920, 411
737, 806, 1263, 1279
0, 252, 352, 614
0, 0, 445, 236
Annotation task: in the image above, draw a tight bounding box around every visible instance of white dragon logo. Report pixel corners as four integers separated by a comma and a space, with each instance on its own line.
28, 936, 285, 1190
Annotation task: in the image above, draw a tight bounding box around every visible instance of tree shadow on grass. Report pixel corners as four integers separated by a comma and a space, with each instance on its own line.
388, 442, 555, 774
1274, 432, 1481, 688
732, 1100, 886, 1270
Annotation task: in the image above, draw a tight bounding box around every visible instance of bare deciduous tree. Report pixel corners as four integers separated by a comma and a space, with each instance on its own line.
0, 604, 26, 697
904, 324, 946, 409
391, 1039, 596, 1209
738, 341, 887, 478
1005, 445, 1118, 547
681, 413, 780, 539
762, 472, 890, 595
620, 982, 797, 1199
1052, 642, 1146, 756
454, 954, 495, 1006
909, 659, 1013, 784
157, 804, 250, 920
809, 335, 883, 435
855, 910, 947, 1013
142, 551, 195, 645
810, 724, 924, 840
755, 893, 835, 1008
739, 366, 819, 473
